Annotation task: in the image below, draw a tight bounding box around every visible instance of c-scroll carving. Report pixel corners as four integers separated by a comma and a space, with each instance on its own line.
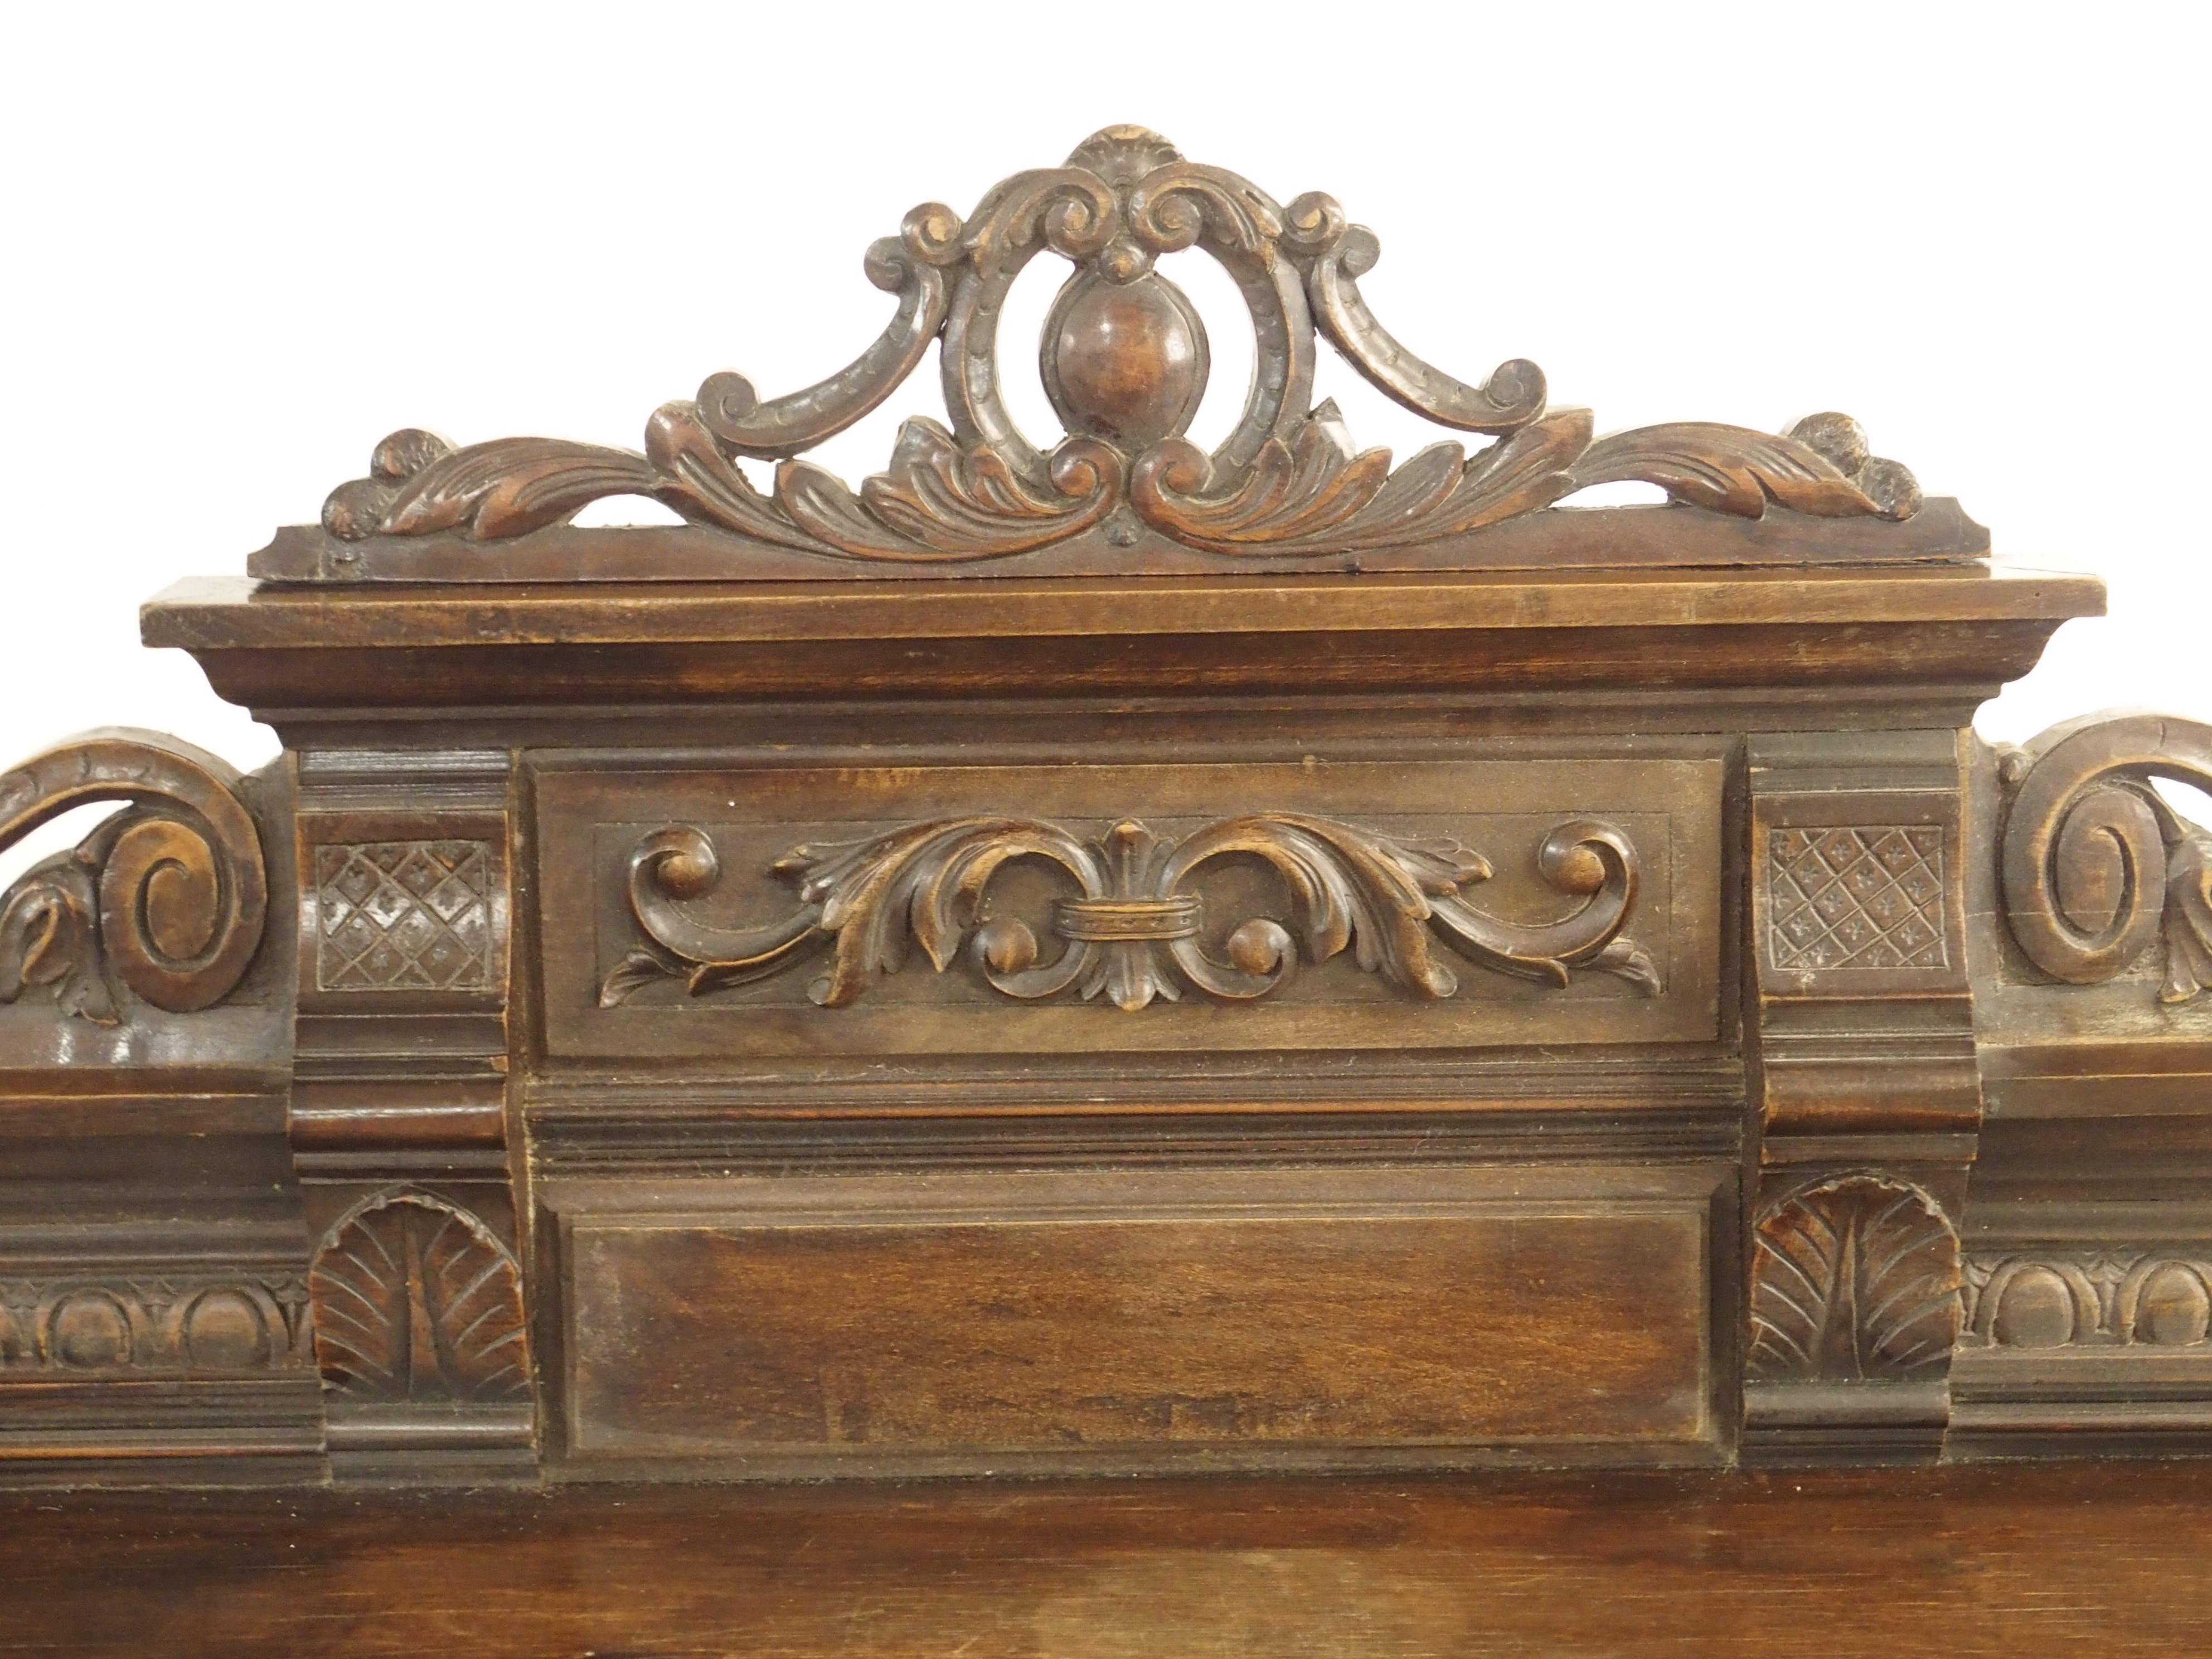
314, 126, 1928, 570
1998, 712, 2212, 1004
0, 729, 268, 1026
599, 812, 1659, 1012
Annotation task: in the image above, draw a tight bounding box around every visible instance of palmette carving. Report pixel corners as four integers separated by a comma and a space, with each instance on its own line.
0, 730, 268, 1025
1998, 713, 2212, 1003
318, 127, 1924, 567
308, 1190, 530, 1404
1748, 1176, 1963, 1382
599, 812, 1660, 1012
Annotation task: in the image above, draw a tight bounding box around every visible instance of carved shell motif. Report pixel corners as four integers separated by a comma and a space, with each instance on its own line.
1748, 1175, 1962, 1382
308, 1190, 530, 1404
317, 126, 1923, 567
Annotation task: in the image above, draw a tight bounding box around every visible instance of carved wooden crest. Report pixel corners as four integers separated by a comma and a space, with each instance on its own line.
271, 125, 1964, 581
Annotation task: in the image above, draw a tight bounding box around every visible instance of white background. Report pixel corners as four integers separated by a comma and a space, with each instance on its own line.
2, 3, 2205, 875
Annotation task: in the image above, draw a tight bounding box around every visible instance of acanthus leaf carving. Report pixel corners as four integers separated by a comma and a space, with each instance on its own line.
1998, 712, 2212, 1005
599, 810, 1660, 1013
308, 1189, 530, 1404
313, 127, 1928, 571
0, 730, 268, 1026
1748, 1175, 1963, 1383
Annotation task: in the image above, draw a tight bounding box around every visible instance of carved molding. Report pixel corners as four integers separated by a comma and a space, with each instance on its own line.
308, 1190, 530, 1404
317, 126, 1922, 569
1962, 1251, 2212, 1350
0, 730, 269, 1026
0, 1273, 308, 1374
600, 812, 1658, 1013
1748, 1175, 1963, 1383
1999, 712, 2212, 1003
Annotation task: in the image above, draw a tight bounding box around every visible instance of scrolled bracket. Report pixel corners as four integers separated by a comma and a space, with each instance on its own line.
2000, 711, 2212, 1003
0, 729, 268, 1026
1285, 192, 1546, 438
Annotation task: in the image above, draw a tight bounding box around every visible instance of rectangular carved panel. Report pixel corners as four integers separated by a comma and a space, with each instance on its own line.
535, 756, 1722, 1059
550, 1167, 1724, 1474
1767, 826, 1948, 973
313, 840, 496, 992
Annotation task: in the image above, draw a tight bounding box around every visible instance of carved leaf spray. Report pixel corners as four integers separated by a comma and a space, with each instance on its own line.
321, 125, 1921, 566
600, 812, 1659, 1011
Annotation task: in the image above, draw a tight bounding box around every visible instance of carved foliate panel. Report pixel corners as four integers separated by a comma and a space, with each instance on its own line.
535, 757, 1722, 1059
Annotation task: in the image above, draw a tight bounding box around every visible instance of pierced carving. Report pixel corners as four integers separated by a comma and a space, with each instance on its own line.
314, 840, 494, 992
1748, 1176, 1963, 1382
308, 1190, 530, 1404
0, 730, 269, 1026
1767, 826, 1947, 972
1962, 1251, 2212, 1350
317, 126, 1922, 569
599, 812, 1659, 1012
1998, 713, 2212, 1003
0, 1273, 307, 1373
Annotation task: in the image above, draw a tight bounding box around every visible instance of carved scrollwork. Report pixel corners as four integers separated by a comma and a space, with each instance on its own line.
598, 811, 1658, 1012
1998, 712, 2212, 1004
1748, 1175, 1963, 1383
0, 730, 268, 1026
317, 126, 1926, 568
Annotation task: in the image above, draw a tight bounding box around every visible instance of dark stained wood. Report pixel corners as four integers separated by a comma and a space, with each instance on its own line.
293, 127, 1943, 575
14, 125, 2212, 1653
534, 755, 1718, 1059
552, 1166, 1725, 1475
248, 494, 1993, 583
6, 1467, 2212, 1657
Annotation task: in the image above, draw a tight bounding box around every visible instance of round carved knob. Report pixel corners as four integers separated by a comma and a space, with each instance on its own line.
1041, 268, 1209, 452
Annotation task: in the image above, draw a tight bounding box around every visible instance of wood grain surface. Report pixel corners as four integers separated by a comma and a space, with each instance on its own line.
5, 1466, 2209, 1657
554, 1167, 1721, 1473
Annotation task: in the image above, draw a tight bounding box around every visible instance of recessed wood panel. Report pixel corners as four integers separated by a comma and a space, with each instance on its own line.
552, 1167, 1723, 1474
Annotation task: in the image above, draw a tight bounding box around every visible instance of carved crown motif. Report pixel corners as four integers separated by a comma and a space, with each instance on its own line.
305, 125, 1936, 576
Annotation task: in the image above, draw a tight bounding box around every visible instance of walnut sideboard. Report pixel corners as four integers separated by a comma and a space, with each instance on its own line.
4, 126, 2206, 1491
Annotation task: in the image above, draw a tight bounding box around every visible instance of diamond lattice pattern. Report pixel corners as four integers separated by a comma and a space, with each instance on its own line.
1768, 826, 1947, 972
316, 841, 493, 991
